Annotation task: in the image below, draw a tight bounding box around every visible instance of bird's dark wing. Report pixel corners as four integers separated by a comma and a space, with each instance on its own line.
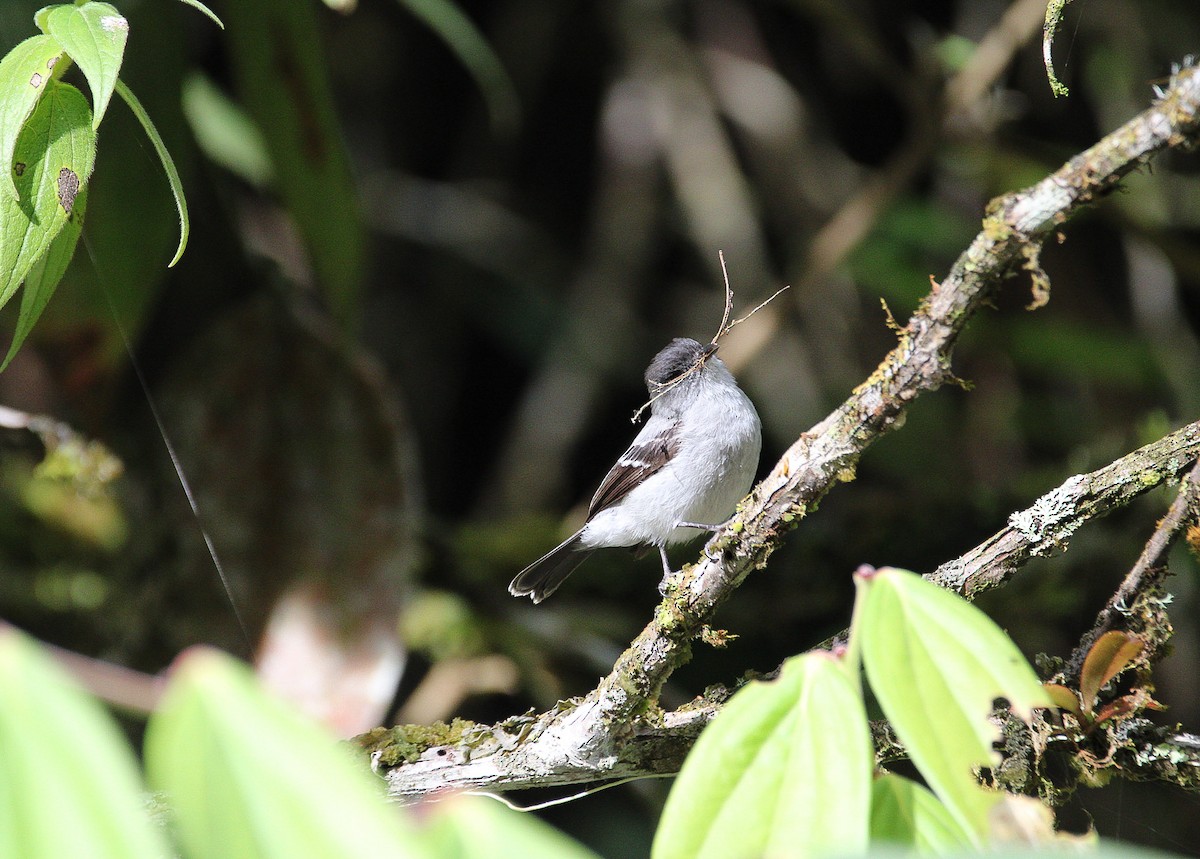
587, 420, 681, 517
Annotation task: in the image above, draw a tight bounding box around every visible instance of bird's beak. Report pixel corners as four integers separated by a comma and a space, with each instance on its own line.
702, 342, 719, 359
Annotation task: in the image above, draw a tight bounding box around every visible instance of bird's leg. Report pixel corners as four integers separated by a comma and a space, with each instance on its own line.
657, 545, 676, 595
676, 520, 723, 532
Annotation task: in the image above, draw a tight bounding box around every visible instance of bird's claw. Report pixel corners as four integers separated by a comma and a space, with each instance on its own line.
657, 569, 681, 596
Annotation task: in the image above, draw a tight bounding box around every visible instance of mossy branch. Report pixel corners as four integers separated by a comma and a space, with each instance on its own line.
365, 61, 1200, 802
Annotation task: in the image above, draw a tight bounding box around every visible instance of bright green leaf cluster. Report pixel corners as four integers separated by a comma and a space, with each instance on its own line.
654, 567, 1063, 857
0, 0, 221, 371
0, 627, 599, 859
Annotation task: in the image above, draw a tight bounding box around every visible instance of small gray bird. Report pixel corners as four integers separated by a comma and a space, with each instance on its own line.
509, 337, 762, 603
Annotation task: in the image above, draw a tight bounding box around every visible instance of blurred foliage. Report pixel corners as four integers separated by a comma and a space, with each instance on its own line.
0, 627, 600, 859
2, 0, 1200, 855
656, 568, 1058, 856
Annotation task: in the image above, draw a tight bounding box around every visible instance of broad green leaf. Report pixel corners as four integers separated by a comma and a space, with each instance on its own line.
858, 567, 1053, 840
113, 79, 188, 267
174, 0, 225, 29
0, 626, 169, 859
40, 2, 129, 130
1079, 630, 1143, 713
223, 0, 364, 326
0, 79, 94, 310
394, 0, 519, 134
0, 34, 64, 199
424, 795, 601, 859
144, 647, 430, 859
870, 773, 974, 853
1, 184, 86, 370
653, 653, 872, 859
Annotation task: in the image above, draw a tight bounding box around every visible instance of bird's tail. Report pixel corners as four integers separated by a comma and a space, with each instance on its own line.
509, 532, 594, 603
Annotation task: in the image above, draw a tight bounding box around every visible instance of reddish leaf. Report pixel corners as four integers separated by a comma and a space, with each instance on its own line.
1091, 695, 1139, 728
1079, 631, 1143, 714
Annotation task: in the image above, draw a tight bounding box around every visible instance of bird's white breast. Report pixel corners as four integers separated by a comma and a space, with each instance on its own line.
579, 378, 761, 549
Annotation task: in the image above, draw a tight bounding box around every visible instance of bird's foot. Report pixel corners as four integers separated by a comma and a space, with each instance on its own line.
677, 519, 733, 562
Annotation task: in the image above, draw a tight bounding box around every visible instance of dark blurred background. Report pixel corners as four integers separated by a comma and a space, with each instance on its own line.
1, 0, 1199, 854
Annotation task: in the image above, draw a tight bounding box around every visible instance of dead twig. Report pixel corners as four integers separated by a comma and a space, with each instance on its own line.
630, 252, 788, 422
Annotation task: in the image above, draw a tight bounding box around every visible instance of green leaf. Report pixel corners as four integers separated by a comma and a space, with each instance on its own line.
180, 72, 274, 188
113, 78, 188, 267
144, 647, 431, 859
0, 34, 65, 199
0, 626, 170, 859
40, 2, 129, 130
1, 184, 86, 370
174, 0, 225, 29
424, 795, 601, 859
870, 773, 974, 853
653, 653, 872, 859
858, 567, 1054, 840
394, 0, 519, 134
1079, 630, 1143, 714
0, 78, 94, 311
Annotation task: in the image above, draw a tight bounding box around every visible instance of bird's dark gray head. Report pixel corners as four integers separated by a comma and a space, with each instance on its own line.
644, 338, 717, 390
